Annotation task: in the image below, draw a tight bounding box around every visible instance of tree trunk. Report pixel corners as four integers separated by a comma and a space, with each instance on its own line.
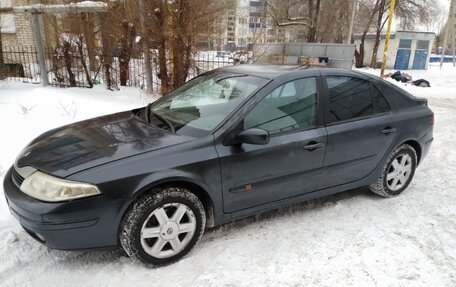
355, 31, 367, 68
307, 0, 320, 42
138, 0, 153, 93
370, 0, 387, 68
80, 13, 97, 72
155, 7, 170, 95
101, 29, 113, 89
100, 10, 116, 90
62, 42, 76, 87
171, 0, 191, 88
77, 36, 93, 88
119, 20, 135, 86
355, 0, 380, 68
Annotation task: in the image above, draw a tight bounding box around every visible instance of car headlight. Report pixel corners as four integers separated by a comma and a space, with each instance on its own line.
20, 171, 102, 202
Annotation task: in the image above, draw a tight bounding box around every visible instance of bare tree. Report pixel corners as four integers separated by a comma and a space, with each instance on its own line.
317, 0, 352, 43
395, 0, 440, 30
119, 19, 135, 86
268, 0, 310, 28
140, 0, 227, 94
355, 0, 381, 68
306, 0, 321, 42
370, 0, 388, 67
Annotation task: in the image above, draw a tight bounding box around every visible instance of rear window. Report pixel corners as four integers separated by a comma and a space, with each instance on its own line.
375, 79, 427, 108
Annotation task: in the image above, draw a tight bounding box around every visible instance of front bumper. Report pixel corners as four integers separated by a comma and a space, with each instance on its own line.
3, 167, 125, 250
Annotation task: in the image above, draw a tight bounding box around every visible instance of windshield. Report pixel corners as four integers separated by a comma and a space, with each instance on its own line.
149, 72, 268, 137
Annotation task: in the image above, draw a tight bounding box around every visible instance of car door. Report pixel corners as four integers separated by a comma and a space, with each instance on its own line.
316, 74, 398, 190
215, 76, 327, 213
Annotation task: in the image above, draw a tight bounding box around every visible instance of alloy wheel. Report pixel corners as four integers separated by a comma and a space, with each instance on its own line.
386, 153, 413, 191
140, 203, 196, 259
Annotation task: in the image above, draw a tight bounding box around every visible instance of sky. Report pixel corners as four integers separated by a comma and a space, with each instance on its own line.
431, 0, 452, 33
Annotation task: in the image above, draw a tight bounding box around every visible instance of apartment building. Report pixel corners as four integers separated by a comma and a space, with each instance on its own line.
215, 0, 290, 51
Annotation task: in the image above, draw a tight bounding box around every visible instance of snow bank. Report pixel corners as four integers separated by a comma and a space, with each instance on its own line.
355, 63, 456, 101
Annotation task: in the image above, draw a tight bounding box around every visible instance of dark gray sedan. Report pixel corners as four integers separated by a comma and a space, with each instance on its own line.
4, 65, 433, 266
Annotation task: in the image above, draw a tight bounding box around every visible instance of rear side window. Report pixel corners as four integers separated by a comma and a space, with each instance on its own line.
326, 76, 373, 123
372, 85, 391, 114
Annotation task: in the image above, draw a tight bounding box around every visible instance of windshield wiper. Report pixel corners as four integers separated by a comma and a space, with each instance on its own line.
145, 104, 175, 133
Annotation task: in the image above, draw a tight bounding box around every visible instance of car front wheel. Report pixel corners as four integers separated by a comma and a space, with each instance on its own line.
369, 144, 417, 197
119, 187, 206, 266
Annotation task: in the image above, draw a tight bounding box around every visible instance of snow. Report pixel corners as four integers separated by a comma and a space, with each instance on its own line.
357, 63, 456, 102
13, 1, 107, 14
1, 64, 456, 286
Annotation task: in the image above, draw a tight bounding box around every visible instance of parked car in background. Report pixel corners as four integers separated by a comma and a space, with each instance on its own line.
215, 51, 229, 58
4, 65, 434, 266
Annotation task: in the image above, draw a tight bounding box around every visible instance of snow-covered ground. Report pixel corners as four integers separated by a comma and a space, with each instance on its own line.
0, 63, 455, 286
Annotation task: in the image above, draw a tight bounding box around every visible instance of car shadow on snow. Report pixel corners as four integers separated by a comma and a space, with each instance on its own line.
206, 186, 378, 235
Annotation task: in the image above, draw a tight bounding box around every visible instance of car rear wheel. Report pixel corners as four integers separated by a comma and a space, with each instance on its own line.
369, 144, 417, 197
119, 187, 206, 266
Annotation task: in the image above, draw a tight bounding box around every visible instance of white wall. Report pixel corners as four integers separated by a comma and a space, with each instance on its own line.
0, 0, 16, 34
355, 38, 399, 69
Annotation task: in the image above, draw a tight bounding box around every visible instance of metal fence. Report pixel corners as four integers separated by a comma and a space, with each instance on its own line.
2, 46, 235, 91
2, 46, 41, 82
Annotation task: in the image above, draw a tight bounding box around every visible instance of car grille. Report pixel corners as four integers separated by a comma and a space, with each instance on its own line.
12, 168, 25, 187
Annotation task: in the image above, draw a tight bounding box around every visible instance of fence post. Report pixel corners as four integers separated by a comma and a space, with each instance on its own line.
31, 12, 49, 87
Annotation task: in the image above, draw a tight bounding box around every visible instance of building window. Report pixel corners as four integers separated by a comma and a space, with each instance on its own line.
398, 39, 412, 49
416, 40, 430, 50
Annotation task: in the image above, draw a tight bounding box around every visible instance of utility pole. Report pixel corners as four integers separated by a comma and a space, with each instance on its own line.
346, 0, 357, 44
440, 0, 454, 69
31, 12, 49, 86
380, 0, 396, 77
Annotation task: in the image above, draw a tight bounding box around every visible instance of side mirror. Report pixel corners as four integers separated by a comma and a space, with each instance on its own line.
236, 128, 270, 145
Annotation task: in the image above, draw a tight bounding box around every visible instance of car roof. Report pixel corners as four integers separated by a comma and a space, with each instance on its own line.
217, 64, 354, 80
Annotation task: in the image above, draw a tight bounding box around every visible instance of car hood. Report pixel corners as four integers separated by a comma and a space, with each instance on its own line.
16, 110, 195, 178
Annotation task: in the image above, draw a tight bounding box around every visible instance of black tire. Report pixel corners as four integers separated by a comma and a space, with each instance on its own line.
369, 144, 417, 197
119, 187, 206, 266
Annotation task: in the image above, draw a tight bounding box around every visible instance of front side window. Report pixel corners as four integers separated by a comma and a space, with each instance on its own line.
244, 77, 318, 134
150, 72, 267, 137
327, 76, 373, 123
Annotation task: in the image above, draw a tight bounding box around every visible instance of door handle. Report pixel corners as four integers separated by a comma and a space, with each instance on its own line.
303, 142, 323, 151
382, 127, 397, 135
